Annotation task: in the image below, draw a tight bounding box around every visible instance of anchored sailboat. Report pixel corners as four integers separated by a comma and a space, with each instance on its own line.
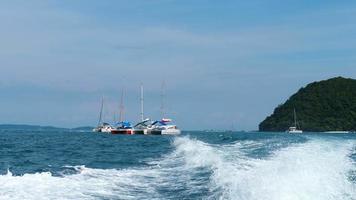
151, 81, 181, 135
111, 87, 134, 134
287, 108, 303, 133
134, 84, 153, 134
93, 97, 114, 133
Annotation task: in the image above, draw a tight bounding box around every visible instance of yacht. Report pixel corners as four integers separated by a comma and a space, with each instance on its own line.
93, 123, 114, 133
111, 87, 135, 134
93, 97, 114, 133
151, 118, 181, 135
111, 121, 134, 134
287, 109, 303, 133
133, 118, 152, 135
133, 84, 152, 135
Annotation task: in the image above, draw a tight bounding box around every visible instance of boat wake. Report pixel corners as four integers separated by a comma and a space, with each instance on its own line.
0, 136, 355, 200
173, 137, 356, 200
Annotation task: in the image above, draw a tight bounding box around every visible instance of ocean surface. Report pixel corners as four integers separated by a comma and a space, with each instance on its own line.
0, 130, 355, 200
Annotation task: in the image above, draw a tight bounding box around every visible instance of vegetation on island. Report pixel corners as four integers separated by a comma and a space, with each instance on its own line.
259, 77, 356, 132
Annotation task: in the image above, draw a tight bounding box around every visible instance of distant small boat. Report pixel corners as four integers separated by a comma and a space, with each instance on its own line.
93, 97, 114, 133
287, 109, 303, 134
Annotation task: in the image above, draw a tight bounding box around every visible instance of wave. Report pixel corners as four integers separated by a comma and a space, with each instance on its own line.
0, 136, 355, 200
173, 137, 356, 200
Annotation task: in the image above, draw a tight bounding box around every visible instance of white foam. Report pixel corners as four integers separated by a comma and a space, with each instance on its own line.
0, 166, 163, 200
0, 137, 355, 200
173, 137, 356, 200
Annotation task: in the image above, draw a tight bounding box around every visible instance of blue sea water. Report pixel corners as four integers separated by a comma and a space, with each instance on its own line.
0, 130, 355, 199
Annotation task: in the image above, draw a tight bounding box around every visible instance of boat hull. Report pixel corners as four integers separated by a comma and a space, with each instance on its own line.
93, 127, 114, 133
287, 130, 303, 134
134, 129, 150, 135
151, 129, 181, 135
111, 129, 134, 135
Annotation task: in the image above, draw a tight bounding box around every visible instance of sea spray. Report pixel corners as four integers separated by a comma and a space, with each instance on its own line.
0, 132, 355, 200
173, 137, 356, 200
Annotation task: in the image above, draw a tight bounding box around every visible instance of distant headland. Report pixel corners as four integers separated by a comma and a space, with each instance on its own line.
0, 124, 94, 132
259, 77, 356, 132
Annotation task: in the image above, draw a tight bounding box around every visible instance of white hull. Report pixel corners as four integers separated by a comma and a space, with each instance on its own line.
152, 129, 181, 135
161, 129, 181, 135
287, 130, 303, 134
93, 126, 114, 133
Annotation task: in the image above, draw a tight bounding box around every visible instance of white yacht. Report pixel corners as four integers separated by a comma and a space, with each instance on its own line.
151, 118, 181, 135
93, 97, 115, 133
93, 122, 115, 133
287, 109, 303, 133
151, 82, 181, 135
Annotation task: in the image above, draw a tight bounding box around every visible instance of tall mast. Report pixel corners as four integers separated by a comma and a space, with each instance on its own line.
97, 97, 104, 126
294, 108, 297, 127
119, 88, 125, 122
140, 83, 144, 121
160, 81, 166, 118
113, 111, 117, 124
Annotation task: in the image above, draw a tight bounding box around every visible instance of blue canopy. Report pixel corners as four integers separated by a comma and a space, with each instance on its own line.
152, 120, 167, 126
116, 121, 132, 128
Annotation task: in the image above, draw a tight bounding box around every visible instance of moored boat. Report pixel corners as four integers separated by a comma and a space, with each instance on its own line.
93, 123, 115, 133
93, 97, 114, 133
287, 109, 303, 133
133, 118, 152, 135
151, 118, 181, 135
111, 121, 134, 134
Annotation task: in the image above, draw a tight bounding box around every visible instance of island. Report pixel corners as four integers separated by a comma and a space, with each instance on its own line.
259, 77, 356, 132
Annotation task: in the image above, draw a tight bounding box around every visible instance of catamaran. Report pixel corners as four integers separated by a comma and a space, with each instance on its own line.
111, 87, 135, 134
151, 118, 181, 135
93, 97, 114, 133
111, 121, 134, 134
133, 84, 153, 134
134, 118, 152, 134
150, 82, 181, 135
287, 108, 303, 133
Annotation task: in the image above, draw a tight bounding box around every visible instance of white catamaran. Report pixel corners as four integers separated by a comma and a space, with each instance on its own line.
133, 84, 153, 134
111, 87, 135, 134
93, 97, 115, 133
150, 82, 181, 135
287, 108, 303, 134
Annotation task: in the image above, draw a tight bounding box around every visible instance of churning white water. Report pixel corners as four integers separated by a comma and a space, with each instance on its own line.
173, 137, 356, 200
0, 136, 355, 200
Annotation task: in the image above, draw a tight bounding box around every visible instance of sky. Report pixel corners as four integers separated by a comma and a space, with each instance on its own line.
0, 0, 356, 130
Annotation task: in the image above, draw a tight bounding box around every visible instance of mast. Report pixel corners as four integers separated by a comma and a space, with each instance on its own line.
113, 111, 117, 124
119, 88, 125, 122
97, 97, 104, 126
140, 83, 144, 121
294, 108, 297, 128
160, 81, 166, 118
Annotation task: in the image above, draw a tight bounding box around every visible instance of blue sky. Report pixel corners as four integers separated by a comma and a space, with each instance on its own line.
0, 0, 356, 130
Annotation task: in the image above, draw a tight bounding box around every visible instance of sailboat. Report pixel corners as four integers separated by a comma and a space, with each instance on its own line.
151, 118, 181, 135
134, 84, 153, 134
93, 97, 114, 133
111, 88, 134, 134
287, 108, 303, 133
151, 81, 181, 135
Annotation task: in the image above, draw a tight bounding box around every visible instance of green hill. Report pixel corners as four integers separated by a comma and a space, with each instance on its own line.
259, 77, 356, 132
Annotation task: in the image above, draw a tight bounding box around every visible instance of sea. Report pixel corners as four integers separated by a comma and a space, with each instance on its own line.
0, 130, 355, 200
